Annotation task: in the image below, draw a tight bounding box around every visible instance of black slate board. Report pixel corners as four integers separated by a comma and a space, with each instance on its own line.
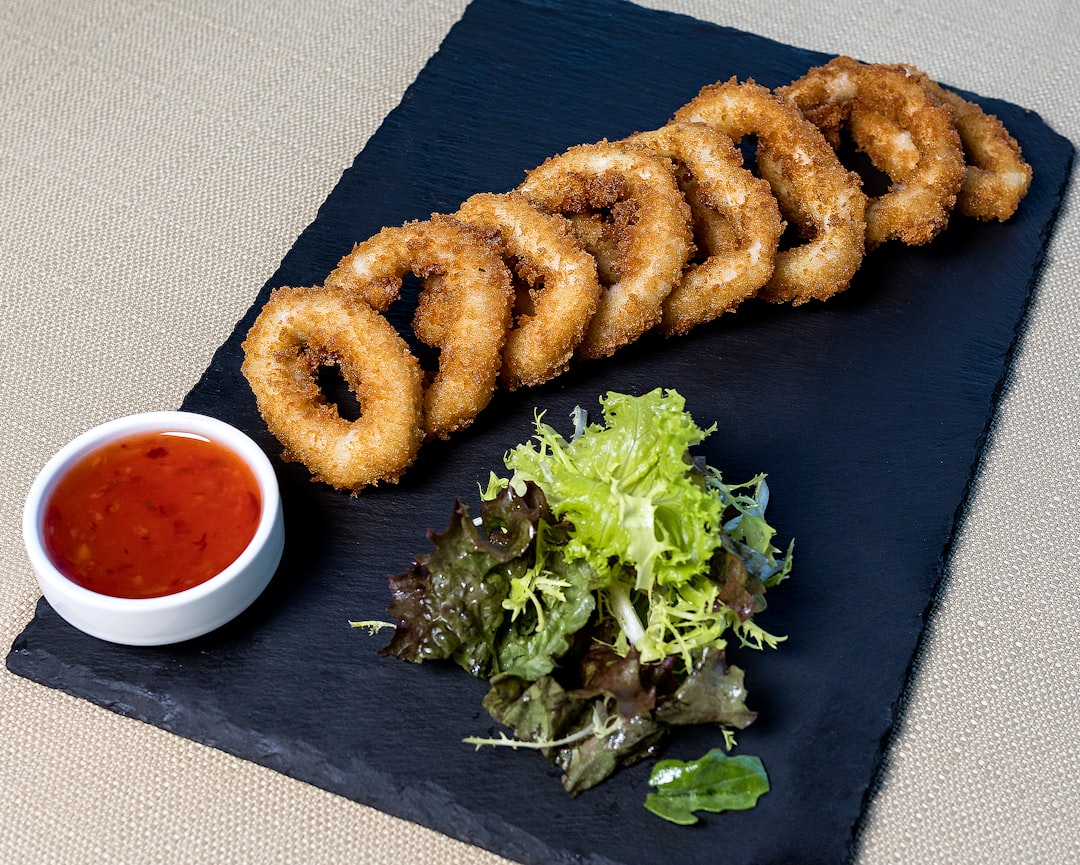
9, 1, 1074, 864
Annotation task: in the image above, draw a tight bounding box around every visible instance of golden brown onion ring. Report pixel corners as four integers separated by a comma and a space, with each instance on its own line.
325, 215, 514, 440
779, 56, 966, 248
450, 191, 601, 389
910, 71, 1031, 221
674, 77, 867, 305
518, 140, 693, 359
851, 72, 1032, 222
624, 122, 783, 335
846, 105, 920, 177
240, 286, 425, 492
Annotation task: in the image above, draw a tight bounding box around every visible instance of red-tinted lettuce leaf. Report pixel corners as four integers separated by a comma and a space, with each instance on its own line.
482, 672, 667, 797
571, 642, 662, 720
556, 712, 666, 796
482, 673, 592, 756
654, 646, 756, 729
382, 496, 519, 676
475, 480, 550, 562
710, 535, 767, 621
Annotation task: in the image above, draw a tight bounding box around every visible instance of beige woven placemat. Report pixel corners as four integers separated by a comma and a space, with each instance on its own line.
2, 1, 1077, 862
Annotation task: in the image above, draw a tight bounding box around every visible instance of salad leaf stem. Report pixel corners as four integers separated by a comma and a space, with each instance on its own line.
607, 581, 645, 649
349, 620, 395, 634
464, 703, 622, 752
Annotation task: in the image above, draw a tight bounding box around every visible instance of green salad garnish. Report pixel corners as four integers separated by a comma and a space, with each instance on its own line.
372, 388, 792, 820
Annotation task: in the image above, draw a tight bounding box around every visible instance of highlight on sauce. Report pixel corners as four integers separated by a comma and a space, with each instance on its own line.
42, 430, 262, 599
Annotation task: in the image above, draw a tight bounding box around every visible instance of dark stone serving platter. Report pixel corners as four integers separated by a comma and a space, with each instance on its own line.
8, 1, 1073, 863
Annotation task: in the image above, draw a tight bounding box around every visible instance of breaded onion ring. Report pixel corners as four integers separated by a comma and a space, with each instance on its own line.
624, 122, 784, 335
241, 286, 425, 492
907, 71, 1031, 221
673, 78, 866, 305
518, 140, 693, 359
325, 215, 514, 440
779, 56, 966, 248
849, 74, 1032, 222
450, 191, 601, 389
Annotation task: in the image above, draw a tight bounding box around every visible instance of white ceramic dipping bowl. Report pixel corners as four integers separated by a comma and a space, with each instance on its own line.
22, 411, 284, 646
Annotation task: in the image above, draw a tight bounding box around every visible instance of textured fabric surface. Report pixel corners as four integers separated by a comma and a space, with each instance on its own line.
1, 1, 1076, 862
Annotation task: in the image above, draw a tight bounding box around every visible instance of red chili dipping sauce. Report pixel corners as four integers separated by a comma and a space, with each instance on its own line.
42, 430, 262, 599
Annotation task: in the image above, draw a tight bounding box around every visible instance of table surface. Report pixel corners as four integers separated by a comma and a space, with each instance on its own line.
2, 1, 1077, 863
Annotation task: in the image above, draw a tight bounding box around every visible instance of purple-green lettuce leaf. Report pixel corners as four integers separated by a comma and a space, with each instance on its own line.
480, 670, 668, 796
481, 674, 592, 757
644, 748, 770, 824
382, 485, 547, 675
654, 646, 756, 729
556, 711, 666, 796
711, 535, 767, 622
571, 640, 672, 720
475, 480, 550, 562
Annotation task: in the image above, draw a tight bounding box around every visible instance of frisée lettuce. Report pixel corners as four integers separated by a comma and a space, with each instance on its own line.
376, 388, 791, 818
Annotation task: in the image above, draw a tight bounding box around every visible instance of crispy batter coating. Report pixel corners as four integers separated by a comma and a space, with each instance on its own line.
625, 122, 783, 335
780, 56, 966, 248
910, 72, 1032, 221
244, 61, 1033, 494
518, 140, 693, 358
674, 78, 867, 305
325, 215, 514, 440
849, 71, 1032, 223
240, 286, 425, 492
451, 191, 601, 389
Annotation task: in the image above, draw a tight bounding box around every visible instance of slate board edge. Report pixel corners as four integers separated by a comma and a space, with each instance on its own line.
847, 142, 1077, 862
6, 1, 1077, 863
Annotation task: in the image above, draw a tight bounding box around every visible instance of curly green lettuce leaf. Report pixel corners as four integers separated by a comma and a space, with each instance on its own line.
503, 389, 723, 595
496, 388, 790, 667
644, 749, 770, 825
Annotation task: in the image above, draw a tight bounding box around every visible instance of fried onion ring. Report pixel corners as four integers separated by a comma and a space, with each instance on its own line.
244, 60, 1031, 495
673, 77, 866, 305
779, 56, 966, 248
848, 73, 1032, 222
624, 122, 784, 335
241, 286, 425, 492
922, 81, 1032, 221
325, 215, 514, 440
518, 140, 693, 358
450, 191, 601, 389
902, 71, 1032, 221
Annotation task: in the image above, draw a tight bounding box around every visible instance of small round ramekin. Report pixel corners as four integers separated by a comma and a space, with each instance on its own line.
22, 411, 284, 646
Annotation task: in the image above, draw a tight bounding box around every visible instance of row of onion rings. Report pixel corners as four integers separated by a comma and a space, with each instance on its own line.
777, 56, 1031, 246
242, 59, 1032, 492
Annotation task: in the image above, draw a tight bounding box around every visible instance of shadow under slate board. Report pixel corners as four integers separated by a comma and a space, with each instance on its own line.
8, 1, 1074, 864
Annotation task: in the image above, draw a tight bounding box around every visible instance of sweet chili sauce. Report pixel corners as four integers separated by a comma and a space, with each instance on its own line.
42, 430, 262, 599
